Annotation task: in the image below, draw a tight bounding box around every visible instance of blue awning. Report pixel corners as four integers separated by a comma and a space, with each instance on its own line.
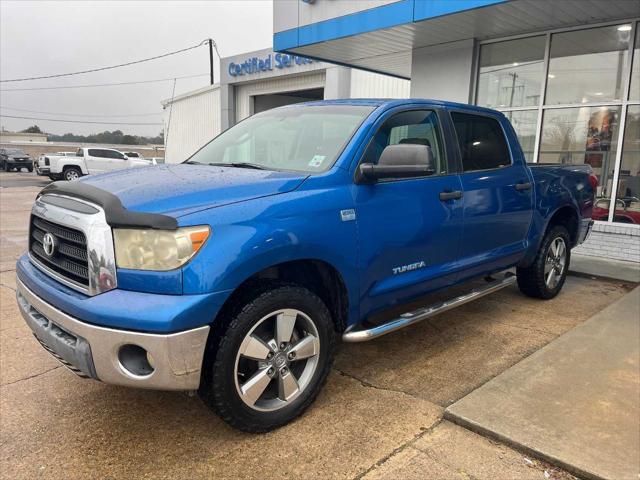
274, 0, 640, 79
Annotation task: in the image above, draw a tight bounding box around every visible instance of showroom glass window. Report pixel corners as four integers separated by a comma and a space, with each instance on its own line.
503, 110, 538, 162
476, 21, 640, 224
539, 106, 621, 203
545, 25, 631, 104
476, 36, 545, 161
631, 26, 639, 101
611, 105, 640, 223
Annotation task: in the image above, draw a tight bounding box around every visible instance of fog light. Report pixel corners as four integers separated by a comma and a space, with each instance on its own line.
118, 344, 154, 377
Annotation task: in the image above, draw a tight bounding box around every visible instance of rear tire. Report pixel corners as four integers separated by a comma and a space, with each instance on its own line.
517, 225, 570, 299
63, 167, 82, 181
199, 283, 336, 432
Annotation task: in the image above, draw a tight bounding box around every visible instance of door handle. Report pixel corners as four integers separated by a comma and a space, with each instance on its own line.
439, 190, 463, 201
515, 182, 533, 191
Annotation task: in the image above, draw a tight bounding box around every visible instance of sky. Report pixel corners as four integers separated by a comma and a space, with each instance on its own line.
0, 0, 274, 137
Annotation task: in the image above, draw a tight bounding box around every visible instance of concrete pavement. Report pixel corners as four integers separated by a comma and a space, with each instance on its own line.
570, 253, 640, 283
0, 172, 635, 479
446, 287, 640, 480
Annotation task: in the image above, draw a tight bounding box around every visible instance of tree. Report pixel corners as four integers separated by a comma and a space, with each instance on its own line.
21, 125, 42, 134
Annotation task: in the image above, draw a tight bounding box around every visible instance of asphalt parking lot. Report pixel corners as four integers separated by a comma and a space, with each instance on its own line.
0, 171, 634, 479
0, 171, 50, 189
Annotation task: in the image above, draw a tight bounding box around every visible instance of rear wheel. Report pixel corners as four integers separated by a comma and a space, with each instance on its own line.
517, 225, 570, 299
199, 284, 336, 432
63, 167, 81, 181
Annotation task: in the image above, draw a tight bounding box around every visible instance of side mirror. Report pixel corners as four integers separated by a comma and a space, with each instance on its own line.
357, 144, 436, 182
123, 155, 129, 160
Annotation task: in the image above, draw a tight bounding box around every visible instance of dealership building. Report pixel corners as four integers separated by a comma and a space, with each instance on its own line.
162, 47, 409, 162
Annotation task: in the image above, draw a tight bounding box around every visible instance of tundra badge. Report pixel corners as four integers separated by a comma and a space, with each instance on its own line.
393, 261, 426, 275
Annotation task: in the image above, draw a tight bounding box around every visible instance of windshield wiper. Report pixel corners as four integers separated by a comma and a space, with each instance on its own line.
207, 162, 270, 170
184, 160, 203, 165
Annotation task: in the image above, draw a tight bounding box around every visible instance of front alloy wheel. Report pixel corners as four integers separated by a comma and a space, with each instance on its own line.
199, 284, 335, 432
235, 309, 320, 411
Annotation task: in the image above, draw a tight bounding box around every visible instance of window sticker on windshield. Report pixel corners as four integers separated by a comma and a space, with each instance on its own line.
309, 155, 326, 168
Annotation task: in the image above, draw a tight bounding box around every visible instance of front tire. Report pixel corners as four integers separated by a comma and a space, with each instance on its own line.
517, 225, 570, 299
199, 284, 336, 432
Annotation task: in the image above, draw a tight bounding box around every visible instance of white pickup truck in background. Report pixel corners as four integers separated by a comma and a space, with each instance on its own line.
36, 151, 75, 176
42, 147, 154, 181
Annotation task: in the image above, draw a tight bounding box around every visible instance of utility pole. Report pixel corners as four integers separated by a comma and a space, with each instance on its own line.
208, 39, 214, 85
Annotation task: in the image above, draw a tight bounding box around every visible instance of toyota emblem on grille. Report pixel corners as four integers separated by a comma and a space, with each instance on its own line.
42, 232, 57, 257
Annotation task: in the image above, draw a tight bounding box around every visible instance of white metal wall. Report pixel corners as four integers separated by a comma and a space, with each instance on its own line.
164, 85, 221, 164
163, 68, 409, 163
349, 69, 410, 98
235, 71, 326, 122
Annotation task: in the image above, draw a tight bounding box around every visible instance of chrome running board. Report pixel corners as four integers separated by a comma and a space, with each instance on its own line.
342, 273, 517, 343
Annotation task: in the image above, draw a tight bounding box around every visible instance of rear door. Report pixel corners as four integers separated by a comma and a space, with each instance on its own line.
353, 108, 464, 316
448, 110, 534, 279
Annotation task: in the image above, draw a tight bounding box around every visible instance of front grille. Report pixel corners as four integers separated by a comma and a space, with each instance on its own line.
29, 214, 89, 288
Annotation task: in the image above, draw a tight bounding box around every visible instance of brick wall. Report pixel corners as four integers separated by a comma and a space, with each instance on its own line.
573, 221, 640, 263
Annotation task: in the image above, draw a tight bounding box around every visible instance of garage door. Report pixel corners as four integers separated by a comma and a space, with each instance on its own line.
235, 71, 326, 121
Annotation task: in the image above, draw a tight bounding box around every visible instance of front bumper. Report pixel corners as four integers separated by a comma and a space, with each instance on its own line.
16, 276, 210, 390
36, 167, 50, 176
7, 160, 32, 166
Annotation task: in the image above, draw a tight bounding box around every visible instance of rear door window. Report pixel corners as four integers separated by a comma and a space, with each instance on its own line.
451, 112, 511, 172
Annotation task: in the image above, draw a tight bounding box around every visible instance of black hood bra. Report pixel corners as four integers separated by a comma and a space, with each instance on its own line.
40, 181, 179, 230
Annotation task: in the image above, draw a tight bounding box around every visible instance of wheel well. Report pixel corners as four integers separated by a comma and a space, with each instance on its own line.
200, 260, 349, 385
216, 260, 349, 333
547, 206, 579, 246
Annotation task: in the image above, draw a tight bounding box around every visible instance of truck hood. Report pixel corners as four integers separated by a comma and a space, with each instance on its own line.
79, 164, 308, 217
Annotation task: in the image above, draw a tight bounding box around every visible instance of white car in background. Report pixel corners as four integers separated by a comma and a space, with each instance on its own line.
45, 147, 154, 181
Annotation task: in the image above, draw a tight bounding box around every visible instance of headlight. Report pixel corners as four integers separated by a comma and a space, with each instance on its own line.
113, 226, 210, 271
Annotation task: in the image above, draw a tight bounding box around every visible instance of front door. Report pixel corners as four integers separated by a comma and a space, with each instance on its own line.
353, 109, 464, 317
449, 111, 534, 279
85, 149, 112, 174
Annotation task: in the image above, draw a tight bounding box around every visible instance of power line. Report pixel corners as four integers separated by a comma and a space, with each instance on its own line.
0, 114, 163, 126
0, 106, 163, 118
0, 73, 209, 92
0, 42, 208, 83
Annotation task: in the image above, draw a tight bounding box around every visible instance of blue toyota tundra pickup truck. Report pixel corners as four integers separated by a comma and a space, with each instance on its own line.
16, 99, 596, 432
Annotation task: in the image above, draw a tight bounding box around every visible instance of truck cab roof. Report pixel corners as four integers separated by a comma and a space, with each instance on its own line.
284, 98, 506, 117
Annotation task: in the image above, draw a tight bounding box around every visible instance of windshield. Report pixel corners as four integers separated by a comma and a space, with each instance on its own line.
186, 105, 374, 173
7, 149, 26, 155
